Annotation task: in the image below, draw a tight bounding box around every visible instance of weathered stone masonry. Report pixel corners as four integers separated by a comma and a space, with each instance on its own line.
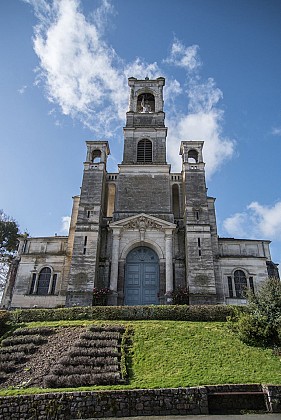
0, 385, 280, 419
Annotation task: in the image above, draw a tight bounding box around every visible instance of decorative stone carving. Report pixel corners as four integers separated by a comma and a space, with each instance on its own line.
122, 215, 163, 231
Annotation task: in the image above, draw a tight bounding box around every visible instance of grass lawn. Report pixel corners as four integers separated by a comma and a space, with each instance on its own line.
0, 320, 280, 395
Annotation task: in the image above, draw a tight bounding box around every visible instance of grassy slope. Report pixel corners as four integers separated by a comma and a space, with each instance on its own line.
0, 320, 280, 396
131, 321, 281, 388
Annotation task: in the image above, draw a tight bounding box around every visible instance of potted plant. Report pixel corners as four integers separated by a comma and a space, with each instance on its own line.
92, 287, 111, 306
172, 286, 189, 305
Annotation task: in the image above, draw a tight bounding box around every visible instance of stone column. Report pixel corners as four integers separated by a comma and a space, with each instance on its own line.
165, 229, 173, 297
108, 228, 121, 305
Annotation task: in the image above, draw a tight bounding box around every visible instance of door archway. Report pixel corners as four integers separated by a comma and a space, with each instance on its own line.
124, 246, 159, 306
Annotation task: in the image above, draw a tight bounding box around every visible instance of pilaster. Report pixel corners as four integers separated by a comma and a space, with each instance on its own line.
108, 227, 121, 305
165, 230, 174, 294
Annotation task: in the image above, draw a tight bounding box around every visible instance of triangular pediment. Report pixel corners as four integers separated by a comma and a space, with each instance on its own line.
109, 213, 176, 231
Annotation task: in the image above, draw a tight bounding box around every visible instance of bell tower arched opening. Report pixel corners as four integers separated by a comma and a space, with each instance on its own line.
187, 149, 199, 163
92, 149, 102, 163
137, 93, 155, 113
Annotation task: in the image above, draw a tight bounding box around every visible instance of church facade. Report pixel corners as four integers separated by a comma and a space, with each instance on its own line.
2, 77, 279, 309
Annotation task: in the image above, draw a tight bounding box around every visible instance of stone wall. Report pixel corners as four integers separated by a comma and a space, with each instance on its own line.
0, 387, 207, 419
0, 385, 280, 419
114, 172, 172, 217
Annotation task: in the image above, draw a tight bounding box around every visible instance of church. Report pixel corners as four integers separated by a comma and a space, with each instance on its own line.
2, 77, 279, 309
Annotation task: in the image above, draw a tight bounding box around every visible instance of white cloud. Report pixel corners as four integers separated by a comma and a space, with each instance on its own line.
164, 39, 201, 71
18, 85, 27, 94
165, 41, 235, 176
27, 0, 128, 135
124, 58, 160, 81
247, 201, 281, 238
187, 78, 223, 113
272, 127, 281, 136
25, 1, 234, 175
223, 201, 281, 241
91, 0, 115, 34
167, 108, 234, 175
61, 216, 71, 234
223, 212, 248, 237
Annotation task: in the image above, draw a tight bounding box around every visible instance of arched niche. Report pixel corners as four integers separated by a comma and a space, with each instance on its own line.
137, 93, 155, 113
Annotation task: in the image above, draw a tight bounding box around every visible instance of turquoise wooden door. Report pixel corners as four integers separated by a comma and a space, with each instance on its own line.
124, 247, 159, 306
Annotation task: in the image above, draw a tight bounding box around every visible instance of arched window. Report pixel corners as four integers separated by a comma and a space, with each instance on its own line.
92, 150, 101, 163
137, 93, 155, 113
29, 267, 58, 295
37, 267, 51, 295
188, 149, 198, 163
137, 139, 152, 163
234, 270, 247, 298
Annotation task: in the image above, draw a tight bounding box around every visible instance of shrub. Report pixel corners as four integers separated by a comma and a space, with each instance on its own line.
229, 277, 281, 348
68, 347, 120, 358
44, 371, 121, 388
51, 364, 119, 376
79, 331, 121, 340
120, 326, 133, 381
0, 361, 18, 373
58, 355, 118, 366
0, 374, 8, 384
233, 312, 277, 347
1, 343, 38, 354
1, 335, 47, 347
88, 325, 125, 332
171, 287, 189, 304
13, 327, 54, 336
7, 304, 244, 323
0, 350, 27, 363
73, 339, 119, 348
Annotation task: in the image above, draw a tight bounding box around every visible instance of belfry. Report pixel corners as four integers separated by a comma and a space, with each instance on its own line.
2, 77, 279, 309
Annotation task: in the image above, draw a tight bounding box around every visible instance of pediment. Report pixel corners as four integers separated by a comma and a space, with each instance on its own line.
109, 213, 176, 231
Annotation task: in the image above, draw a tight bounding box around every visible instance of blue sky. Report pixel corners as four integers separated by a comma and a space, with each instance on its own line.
1, 0, 281, 266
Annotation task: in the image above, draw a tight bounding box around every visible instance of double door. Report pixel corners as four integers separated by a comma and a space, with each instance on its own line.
124, 247, 159, 306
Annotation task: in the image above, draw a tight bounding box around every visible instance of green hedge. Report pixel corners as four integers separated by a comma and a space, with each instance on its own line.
6, 305, 247, 324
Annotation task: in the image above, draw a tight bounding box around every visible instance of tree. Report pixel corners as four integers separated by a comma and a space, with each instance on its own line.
0, 211, 19, 255
0, 210, 22, 291
230, 277, 281, 348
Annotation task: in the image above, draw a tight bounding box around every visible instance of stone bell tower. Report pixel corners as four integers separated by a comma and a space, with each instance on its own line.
180, 141, 218, 304
66, 141, 110, 307
123, 76, 166, 164
114, 77, 174, 223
